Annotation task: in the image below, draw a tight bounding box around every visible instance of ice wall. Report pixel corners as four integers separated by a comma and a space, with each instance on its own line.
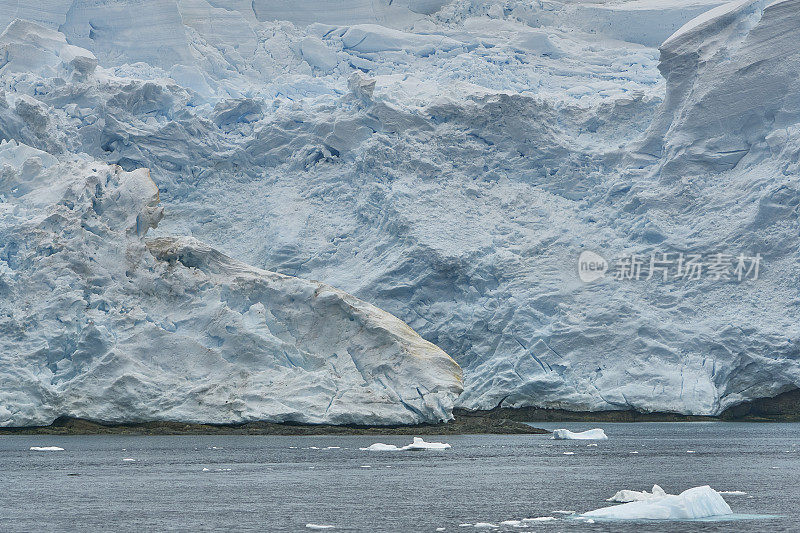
0, 139, 462, 427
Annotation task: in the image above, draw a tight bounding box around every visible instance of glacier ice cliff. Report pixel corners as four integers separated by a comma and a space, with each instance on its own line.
0, 0, 799, 423
0, 140, 461, 426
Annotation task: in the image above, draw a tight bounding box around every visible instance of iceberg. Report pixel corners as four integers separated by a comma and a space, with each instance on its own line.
403, 437, 451, 451
583, 486, 733, 520
361, 437, 450, 451
552, 429, 608, 440
607, 485, 668, 503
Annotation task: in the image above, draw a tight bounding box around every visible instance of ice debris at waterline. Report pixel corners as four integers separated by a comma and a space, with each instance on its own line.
607, 485, 667, 503
29, 446, 64, 451
552, 429, 608, 440
0, 139, 462, 427
0, 0, 799, 420
583, 486, 733, 520
360, 437, 451, 451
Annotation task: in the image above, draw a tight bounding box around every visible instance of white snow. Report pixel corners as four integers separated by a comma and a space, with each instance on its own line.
0, 0, 799, 424
583, 486, 733, 520
29, 446, 64, 451
552, 429, 608, 440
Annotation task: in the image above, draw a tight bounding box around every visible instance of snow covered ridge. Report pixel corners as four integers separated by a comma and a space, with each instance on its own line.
641, 0, 800, 174
0, 140, 462, 427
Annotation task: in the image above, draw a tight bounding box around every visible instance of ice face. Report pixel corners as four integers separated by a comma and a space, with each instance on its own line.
0, 139, 462, 427
0, 0, 798, 422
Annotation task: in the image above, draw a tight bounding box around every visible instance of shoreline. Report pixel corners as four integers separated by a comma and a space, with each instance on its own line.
2, 389, 797, 436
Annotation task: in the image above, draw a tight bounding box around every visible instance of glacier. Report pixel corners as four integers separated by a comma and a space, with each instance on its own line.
0, 0, 799, 425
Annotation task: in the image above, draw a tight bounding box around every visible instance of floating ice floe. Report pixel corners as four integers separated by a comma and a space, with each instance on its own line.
122, 458, 136, 462
583, 485, 732, 520
305, 524, 335, 530
404, 437, 451, 450
607, 485, 667, 503
360, 437, 451, 451
562, 452, 575, 455
718, 491, 747, 496
29, 446, 64, 451
552, 429, 608, 440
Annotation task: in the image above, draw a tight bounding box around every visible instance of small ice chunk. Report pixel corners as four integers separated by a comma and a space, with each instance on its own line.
473, 523, 498, 529
305, 524, 335, 530
360, 465, 371, 468
202, 468, 210, 472
402, 437, 451, 450
552, 429, 607, 440
563, 452, 575, 455
607, 485, 667, 503
30, 446, 64, 451
718, 491, 747, 495
587, 443, 598, 447
360, 442, 397, 451
122, 458, 136, 462
629, 451, 639, 454
686, 450, 696, 453
360, 437, 450, 451
583, 486, 732, 520
522, 517, 557, 522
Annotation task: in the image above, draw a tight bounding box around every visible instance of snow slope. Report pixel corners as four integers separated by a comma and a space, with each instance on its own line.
0, 139, 461, 427
0, 0, 799, 422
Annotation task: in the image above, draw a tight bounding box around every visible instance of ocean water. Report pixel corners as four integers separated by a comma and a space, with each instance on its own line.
0, 422, 797, 532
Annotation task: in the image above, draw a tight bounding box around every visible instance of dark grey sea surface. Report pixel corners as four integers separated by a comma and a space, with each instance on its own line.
1, 422, 796, 532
